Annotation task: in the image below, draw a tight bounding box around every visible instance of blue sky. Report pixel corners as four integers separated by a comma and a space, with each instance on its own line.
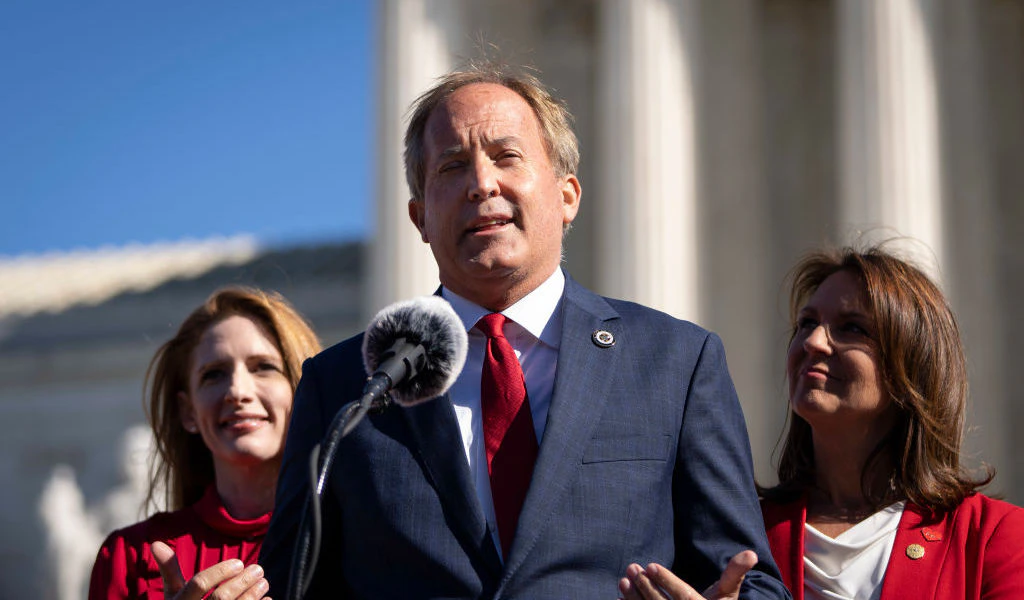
0, 2, 372, 257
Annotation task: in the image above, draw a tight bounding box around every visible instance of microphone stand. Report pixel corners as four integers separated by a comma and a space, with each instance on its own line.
287, 341, 426, 600
287, 391, 376, 600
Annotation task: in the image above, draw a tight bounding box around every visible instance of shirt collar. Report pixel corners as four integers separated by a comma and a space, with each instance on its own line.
442, 268, 565, 348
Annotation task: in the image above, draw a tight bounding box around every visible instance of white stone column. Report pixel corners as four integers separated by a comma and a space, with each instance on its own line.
939, 0, 1009, 498
595, 0, 700, 321
837, 0, 943, 276
697, 0, 777, 483
370, 0, 460, 315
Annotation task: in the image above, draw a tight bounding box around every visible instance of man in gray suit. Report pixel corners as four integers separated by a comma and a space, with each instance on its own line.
260, 62, 789, 600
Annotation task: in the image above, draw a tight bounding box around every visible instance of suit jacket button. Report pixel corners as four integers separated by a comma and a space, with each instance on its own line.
906, 543, 925, 560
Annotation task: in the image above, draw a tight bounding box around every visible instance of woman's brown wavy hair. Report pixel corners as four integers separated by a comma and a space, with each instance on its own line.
143, 287, 321, 513
762, 246, 993, 512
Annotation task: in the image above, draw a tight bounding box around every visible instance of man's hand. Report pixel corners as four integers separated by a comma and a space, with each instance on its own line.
151, 541, 270, 600
618, 550, 758, 600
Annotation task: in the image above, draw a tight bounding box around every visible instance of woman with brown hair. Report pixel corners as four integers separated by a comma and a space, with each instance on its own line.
89, 287, 320, 600
619, 245, 1024, 600
758, 246, 1024, 600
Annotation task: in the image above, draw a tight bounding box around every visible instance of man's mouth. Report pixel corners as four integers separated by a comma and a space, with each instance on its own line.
468, 218, 512, 233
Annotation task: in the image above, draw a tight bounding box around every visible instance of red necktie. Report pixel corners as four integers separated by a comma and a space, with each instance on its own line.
477, 313, 538, 558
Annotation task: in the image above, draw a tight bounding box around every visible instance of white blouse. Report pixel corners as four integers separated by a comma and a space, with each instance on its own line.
803, 502, 905, 600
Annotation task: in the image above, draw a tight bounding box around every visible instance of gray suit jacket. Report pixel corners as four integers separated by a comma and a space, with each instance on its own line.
260, 275, 790, 599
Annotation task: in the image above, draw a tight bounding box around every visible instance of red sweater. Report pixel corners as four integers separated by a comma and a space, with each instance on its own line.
762, 493, 1024, 600
89, 486, 270, 600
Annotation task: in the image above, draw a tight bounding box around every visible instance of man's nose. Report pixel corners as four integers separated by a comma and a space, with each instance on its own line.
468, 160, 499, 201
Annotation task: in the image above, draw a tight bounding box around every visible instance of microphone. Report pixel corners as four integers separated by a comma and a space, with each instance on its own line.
360, 295, 468, 407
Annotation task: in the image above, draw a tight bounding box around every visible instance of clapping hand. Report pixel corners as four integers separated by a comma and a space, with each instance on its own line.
151, 541, 270, 600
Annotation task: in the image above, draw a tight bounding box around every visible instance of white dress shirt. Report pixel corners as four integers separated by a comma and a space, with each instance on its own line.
441, 267, 565, 557
803, 502, 905, 600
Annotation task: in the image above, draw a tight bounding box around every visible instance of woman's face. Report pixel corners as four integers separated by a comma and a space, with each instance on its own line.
179, 315, 293, 475
787, 270, 894, 437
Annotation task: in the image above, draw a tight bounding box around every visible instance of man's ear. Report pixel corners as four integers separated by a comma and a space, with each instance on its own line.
408, 198, 429, 243
177, 391, 197, 434
560, 174, 582, 226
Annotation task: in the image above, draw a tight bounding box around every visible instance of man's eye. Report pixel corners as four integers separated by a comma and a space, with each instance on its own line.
438, 161, 463, 173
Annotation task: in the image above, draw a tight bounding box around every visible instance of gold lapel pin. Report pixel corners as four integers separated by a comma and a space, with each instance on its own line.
906, 544, 925, 560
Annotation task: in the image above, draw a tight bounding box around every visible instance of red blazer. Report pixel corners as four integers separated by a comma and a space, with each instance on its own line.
89, 486, 269, 600
762, 493, 1024, 600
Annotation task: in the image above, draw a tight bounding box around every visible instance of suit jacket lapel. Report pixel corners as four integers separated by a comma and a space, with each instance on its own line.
762, 497, 806, 599
878, 503, 948, 599
500, 276, 621, 579
402, 394, 504, 577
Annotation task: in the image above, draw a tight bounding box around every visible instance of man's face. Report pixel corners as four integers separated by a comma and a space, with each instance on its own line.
408, 82, 581, 310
